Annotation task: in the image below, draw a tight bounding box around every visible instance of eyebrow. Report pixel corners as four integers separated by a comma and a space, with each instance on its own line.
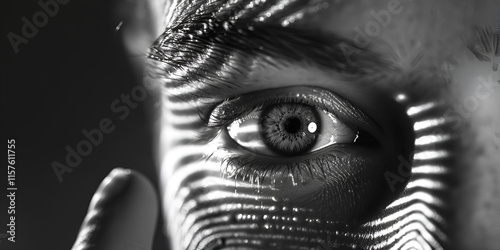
147, 18, 392, 98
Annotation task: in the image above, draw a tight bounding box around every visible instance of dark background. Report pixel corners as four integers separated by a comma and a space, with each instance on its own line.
1, 0, 168, 249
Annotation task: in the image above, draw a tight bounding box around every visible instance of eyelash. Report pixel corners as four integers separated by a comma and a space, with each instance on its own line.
205, 86, 378, 185
217, 145, 356, 187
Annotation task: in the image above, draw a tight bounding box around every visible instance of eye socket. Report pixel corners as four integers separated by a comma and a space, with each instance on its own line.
227, 102, 358, 156
206, 85, 414, 223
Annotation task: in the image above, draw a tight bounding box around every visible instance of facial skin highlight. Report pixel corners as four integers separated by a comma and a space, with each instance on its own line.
141, 0, 500, 249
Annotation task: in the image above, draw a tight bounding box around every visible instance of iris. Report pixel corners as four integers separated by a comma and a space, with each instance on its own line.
260, 103, 320, 156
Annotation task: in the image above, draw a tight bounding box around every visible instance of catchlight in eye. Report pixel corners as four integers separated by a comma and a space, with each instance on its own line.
226, 102, 357, 157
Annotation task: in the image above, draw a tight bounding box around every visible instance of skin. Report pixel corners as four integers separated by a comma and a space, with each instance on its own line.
73, 0, 500, 249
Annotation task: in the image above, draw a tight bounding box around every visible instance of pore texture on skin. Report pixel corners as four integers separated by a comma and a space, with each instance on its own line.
146, 0, 500, 249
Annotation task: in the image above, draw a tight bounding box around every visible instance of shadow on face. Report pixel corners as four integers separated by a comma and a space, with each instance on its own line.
118, 0, 500, 249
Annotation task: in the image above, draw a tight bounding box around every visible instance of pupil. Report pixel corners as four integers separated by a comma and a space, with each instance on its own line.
260, 103, 320, 155
283, 117, 301, 133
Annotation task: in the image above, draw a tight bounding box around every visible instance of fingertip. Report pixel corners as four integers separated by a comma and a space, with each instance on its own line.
89, 167, 132, 211
72, 168, 159, 250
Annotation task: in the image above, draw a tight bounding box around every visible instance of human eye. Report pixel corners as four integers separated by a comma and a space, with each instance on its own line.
212, 87, 367, 157
206, 85, 412, 223
208, 86, 379, 157
227, 100, 358, 156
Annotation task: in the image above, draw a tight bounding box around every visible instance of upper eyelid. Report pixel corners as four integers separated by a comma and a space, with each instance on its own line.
207, 86, 381, 136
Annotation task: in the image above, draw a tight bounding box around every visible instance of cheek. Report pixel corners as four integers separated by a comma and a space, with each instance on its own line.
159, 159, 334, 249
160, 158, 388, 250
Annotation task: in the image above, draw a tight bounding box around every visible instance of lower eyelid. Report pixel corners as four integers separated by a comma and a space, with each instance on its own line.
217, 128, 377, 181
217, 143, 389, 222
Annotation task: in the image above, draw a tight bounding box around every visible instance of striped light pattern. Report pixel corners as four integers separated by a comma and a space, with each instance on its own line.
148, 0, 454, 249
157, 98, 453, 249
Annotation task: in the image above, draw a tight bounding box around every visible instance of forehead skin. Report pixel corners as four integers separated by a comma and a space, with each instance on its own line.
294, 0, 496, 87
153, 0, 500, 249
314, 0, 481, 59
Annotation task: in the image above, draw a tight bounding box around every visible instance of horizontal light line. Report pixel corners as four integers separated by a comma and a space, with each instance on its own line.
412, 165, 449, 175
406, 179, 446, 190
167, 115, 200, 125
163, 161, 221, 219
407, 102, 438, 116
184, 190, 275, 211
163, 98, 198, 110
367, 203, 445, 228
386, 191, 445, 208
415, 134, 451, 146
413, 150, 449, 160
414, 118, 448, 131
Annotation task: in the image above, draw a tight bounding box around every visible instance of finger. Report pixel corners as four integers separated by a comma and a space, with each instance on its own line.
72, 168, 158, 250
